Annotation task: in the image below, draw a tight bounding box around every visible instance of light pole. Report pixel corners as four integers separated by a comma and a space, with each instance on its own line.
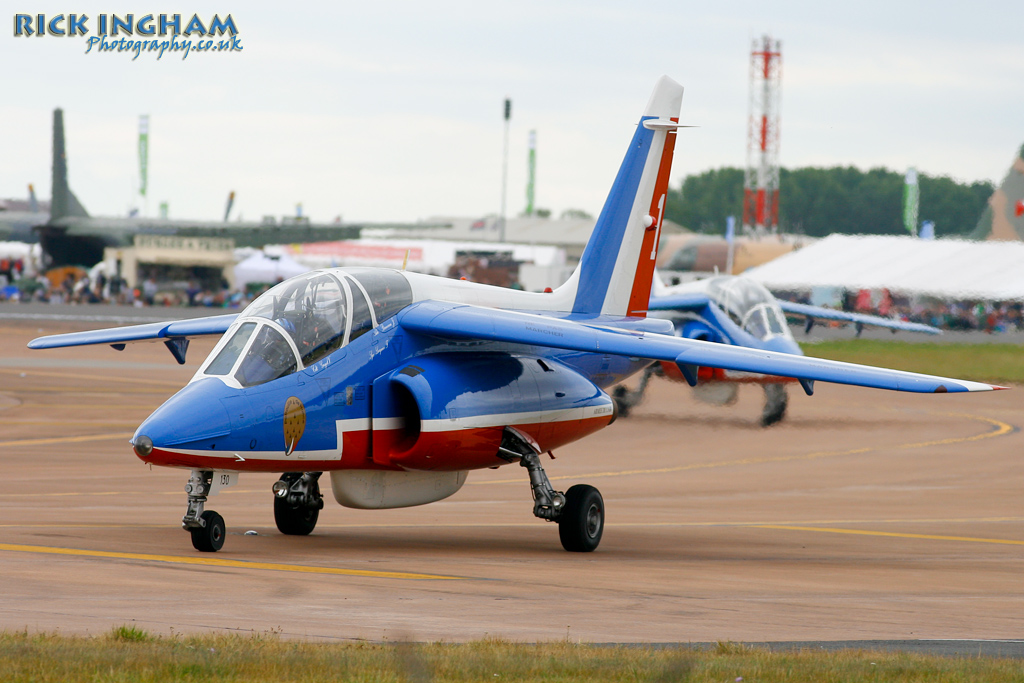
500, 97, 511, 243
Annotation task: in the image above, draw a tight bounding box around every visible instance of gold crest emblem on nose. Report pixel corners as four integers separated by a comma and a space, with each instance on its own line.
283, 396, 306, 455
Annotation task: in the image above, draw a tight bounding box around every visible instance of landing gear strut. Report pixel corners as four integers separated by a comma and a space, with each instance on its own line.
183, 469, 225, 552
272, 472, 324, 536
612, 364, 657, 417
498, 427, 605, 552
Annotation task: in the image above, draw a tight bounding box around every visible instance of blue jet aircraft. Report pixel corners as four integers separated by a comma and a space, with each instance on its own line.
613, 274, 942, 425
29, 77, 1001, 554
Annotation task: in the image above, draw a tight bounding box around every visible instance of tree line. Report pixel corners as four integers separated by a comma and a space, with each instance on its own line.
663, 166, 994, 238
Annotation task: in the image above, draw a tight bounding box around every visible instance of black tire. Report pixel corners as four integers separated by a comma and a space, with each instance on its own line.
274, 496, 319, 536
558, 484, 604, 552
190, 510, 225, 552
760, 383, 788, 427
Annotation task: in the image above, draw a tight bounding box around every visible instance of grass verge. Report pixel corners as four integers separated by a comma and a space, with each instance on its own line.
800, 340, 1024, 385
0, 628, 1021, 682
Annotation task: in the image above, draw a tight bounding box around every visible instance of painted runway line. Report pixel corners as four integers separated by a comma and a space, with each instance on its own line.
472, 412, 1015, 485
755, 524, 1024, 547
0, 542, 465, 581
0, 432, 134, 448
3, 517, 1020, 535
0, 366, 186, 388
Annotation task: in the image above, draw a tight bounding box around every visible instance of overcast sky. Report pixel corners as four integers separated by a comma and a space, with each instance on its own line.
2, 1, 1021, 225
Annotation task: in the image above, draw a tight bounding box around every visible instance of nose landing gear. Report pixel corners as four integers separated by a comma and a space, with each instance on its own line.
182, 470, 225, 552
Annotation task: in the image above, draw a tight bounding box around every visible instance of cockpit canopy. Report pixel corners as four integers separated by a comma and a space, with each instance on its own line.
706, 276, 791, 341
198, 268, 412, 388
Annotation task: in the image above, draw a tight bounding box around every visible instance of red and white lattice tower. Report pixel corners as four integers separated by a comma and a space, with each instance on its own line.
742, 35, 782, 234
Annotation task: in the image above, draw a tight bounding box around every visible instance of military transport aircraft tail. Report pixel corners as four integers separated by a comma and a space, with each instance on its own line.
50, 108, 90, 222
970, 142, 1024, 241
552, 75, 683, 319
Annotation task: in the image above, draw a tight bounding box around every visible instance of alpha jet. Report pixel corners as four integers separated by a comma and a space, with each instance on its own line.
613, 274, 942, 426
29, 77, 1001, 554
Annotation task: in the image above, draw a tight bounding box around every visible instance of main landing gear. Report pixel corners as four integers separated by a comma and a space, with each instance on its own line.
761, 382, 789, 427
498, 427, 605, 552
182, 470, 225, 552
613, 365, 790, 427
272, 472, 324, 535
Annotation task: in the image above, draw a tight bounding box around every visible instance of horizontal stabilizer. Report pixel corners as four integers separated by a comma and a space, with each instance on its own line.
398, 301, 1001, 394
646, 292, 711, 312
28, 313, 238, 350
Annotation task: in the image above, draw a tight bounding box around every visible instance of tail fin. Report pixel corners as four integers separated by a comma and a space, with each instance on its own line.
50, 108, 89, 222
28, 184, 38, 213
557, 76, 683, 317
970, 142, 1024, 241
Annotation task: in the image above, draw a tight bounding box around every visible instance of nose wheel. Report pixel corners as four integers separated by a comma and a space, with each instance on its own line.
182, 470, 226, 552
190, 510, 226, 552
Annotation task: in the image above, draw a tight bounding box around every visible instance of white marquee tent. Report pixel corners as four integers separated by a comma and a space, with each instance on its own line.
744, 234, 1024, 301
234, 251, 310, 289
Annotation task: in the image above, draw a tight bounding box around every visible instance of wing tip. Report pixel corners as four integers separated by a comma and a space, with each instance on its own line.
961, 382, 1010, 392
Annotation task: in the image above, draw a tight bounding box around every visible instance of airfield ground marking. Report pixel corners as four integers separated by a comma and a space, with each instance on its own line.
470, 412, 1014, 485
0, 366, 185, 388
753, 525, 1024, 548
0, 419, 142, 426
0, 387, 170, 394
0, 490, 257, 499
0, 432, 134, 448
2, 517, 1023, 531
9, 403, 159, 409
0, 543, 465, 581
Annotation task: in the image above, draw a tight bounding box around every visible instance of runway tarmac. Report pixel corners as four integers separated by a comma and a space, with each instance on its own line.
0, 315, 1021, 646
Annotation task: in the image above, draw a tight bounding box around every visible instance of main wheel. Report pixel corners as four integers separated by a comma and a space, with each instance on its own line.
761, 383, 788, 427
558, 484, 604, 552
274, 496, 319, 536
190, 510, 225, 552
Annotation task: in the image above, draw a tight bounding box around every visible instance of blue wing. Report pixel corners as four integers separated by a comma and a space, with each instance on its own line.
27, 314, 238, 349
777, 300, 941, 335
27, 313, 238, 364
397, 301, 999, 394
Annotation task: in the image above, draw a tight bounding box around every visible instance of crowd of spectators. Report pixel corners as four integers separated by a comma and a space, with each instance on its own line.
890, 299, 1024, 334
0, 266, 260, 310
779, 288, 1024, 335
845, 289, 1024, 334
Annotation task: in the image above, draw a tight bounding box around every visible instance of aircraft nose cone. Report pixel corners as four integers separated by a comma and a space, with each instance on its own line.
134, 378, 234, 454
133, 435, 153, 457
